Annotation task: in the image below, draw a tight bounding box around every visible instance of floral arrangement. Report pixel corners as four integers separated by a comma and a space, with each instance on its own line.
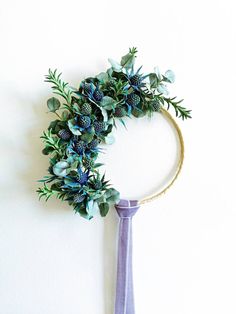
37, 48, 191, 219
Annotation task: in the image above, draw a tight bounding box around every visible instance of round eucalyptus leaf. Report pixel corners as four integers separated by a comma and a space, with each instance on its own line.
47, 97, 60, 112
108, 58, 122, 72
53, 161, 70, 177
164, 70, 175, 83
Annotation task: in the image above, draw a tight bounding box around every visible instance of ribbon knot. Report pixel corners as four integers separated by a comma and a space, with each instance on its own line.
114, 199, 140, 314
115, 199, 139, 219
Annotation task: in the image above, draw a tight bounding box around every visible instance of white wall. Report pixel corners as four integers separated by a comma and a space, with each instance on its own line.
1, 0, 236, 313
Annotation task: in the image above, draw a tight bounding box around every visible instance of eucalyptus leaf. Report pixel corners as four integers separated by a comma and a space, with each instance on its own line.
48, 120, 59, 133
81, 132, 94, 143
53, 161, 70, 177
67, 155, 77, 164
68, 118, 81, 135
64, 178, 80, 188
163, 70, 175, 83
61, 110, 70, 121
105, 188, 120, 204
99, 202, 109, 217
100, 96, 117, 110
149, 73, 159, 89
120, 52, 135, 70
107, 68, 113, 76
42, 146, 54, 155
100, 106, 108, 122
105, 134, 115, 145
157, 84, 169, 95
47, 97, 60, 112
76, 206, 92, 220
96, 72, 109, 83
86, 200, 99, 217
72, 103, 80, 113
154, 66, 162, 80
108, 58, 122, 72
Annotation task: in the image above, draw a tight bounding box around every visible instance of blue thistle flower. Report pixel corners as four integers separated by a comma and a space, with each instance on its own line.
74, 140, 86, 154
126, 93, 141, 107
93, 87, 104, 102
80, 82, 104, 103
77, 169, 89, 185
93, 121, 106, 134
73, 193, 86, 203
78, 115, 91, 129
88, 138, 100, 150
126, 66, 149, 90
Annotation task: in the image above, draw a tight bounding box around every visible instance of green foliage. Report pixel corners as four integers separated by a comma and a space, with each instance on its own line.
47, 97, 61, 112
120, 47, 138, 70
149, 73, 160, 89
68, 118, 81, 135
38, 48, 191, 219
108, 58, 123, 72
100, 96, 117, 110
37, 184, 57, 201
45, 69, 72, 105
40, 129, 65, 157
163, 97, 192, 120
99, 202, 109, 217
53, 161, 70, 177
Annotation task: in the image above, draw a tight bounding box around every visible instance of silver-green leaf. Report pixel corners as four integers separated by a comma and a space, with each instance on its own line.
47, 97, 61, 112
68, 118, 81, 135
163, 70, 175, 83
100, 96, 117, 110
53, 161, 70, 177
108, 58, 122, 72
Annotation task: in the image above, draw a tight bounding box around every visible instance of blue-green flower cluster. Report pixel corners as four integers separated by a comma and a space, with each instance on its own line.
37, 48, 191, 219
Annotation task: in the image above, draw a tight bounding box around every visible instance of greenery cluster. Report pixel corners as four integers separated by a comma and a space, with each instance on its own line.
37, 48, 191, 219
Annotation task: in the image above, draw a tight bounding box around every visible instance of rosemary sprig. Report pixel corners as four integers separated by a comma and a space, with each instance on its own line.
45, 69, 72, 106
37, 184, 57, 201
40, 129, 65, 157
162, 97, 192, 120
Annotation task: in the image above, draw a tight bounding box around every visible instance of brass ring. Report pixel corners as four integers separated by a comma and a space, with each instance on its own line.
139, 108, 185, 205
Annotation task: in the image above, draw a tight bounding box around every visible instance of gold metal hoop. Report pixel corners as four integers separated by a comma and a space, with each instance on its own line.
139, 108, 185, 205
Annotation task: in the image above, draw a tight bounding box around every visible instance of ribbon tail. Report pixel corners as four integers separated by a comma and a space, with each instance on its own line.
115, 200, 139, 314
115, 217, 135, 314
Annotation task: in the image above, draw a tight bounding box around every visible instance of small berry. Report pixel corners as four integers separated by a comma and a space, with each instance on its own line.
78, 115, 91, 129
74, 140, 86, 154
114, 107, 127, 118
130, 74, 142, 86
58, 129, 71, 140
73, 194, 86, 203
127, 93, 141, 106
81, 103, 92, 115
93, 121, 106, 133
93, 89, 104, 101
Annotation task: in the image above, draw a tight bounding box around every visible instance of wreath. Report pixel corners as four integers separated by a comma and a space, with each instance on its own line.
37, 48, 191, 219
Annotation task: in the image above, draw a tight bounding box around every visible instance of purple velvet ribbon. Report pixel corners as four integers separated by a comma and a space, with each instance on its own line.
115, 199, 140, 314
